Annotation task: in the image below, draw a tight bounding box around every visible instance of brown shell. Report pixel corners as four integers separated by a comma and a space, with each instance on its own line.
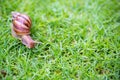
12, 12, 31, 36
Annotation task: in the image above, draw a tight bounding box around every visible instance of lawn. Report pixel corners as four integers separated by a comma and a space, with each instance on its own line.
0, 0, 120, 80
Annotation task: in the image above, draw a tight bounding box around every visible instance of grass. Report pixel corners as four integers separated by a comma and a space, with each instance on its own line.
0, 0, 120, 79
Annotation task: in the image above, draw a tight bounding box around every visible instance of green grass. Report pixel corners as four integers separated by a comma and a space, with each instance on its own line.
0, 0, 120, 80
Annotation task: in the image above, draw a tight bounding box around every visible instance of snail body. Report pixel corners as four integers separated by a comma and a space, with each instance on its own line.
11, 12, 39, 48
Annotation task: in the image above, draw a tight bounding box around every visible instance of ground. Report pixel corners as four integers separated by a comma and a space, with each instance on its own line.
0, 0, 120, 80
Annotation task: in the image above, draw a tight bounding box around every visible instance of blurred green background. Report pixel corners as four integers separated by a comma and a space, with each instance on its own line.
0, 0, 120, 80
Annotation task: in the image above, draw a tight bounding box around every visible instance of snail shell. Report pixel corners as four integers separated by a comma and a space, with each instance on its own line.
11, 12, 38, 48
12, 12, 31, 36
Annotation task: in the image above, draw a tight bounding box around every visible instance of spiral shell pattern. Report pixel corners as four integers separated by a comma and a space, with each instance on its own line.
12, 12, 32, 36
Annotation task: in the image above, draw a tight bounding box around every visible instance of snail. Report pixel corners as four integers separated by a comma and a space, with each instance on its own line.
11, 12, 40, 48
